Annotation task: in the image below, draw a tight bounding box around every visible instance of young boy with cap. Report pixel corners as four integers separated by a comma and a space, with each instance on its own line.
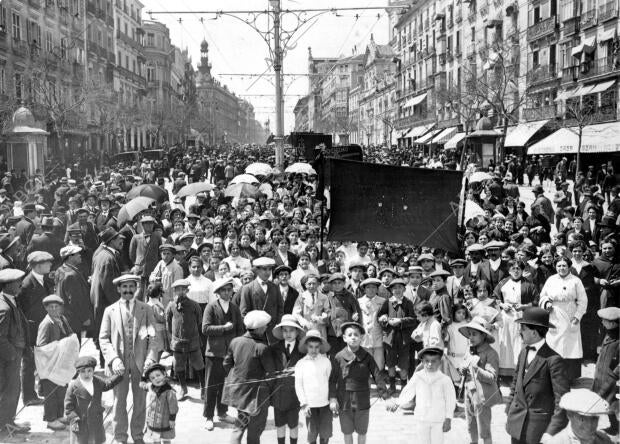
358, 278, 385, 369
333, 321, 389, 444
387, 346, 455, 444
458, 317, 502, 444
36, 294, 75, 431
295, 329, 337, 444
142, 363, 178, 444
592, 307, 620, 435
164, 278, 205, 401
150, 244, 184, 307
270, 314, 306, 444
323, 273, 362, 356
64, 356, 123, 444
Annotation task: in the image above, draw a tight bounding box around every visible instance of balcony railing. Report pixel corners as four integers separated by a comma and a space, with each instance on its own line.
562, 65, 578, 82
563, 16, 579, 35
524, 104, 558, 121
581, 56, 620, 78
599, 1, 619, 21
527, 64, 558, 84
580, 9, 597, 28
11, 39, 29, 57
527, 16, 557, 41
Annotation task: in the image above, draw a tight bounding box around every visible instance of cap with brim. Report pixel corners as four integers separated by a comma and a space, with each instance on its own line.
42, 294, 64, 306
515, 307, 555, 329
406, 266, 424, 275
27, 251, 54, 264
484, 240, 507, 250
197, 242, 214, 253
0, 268, 25, 283
417, 253, 435, 263
340, 321, 365, 335
428, 269, 451, 279
598, 307, 620, 321
174, 245, 186, 253
187, 213, 200, 220
360, 278, 382, 289
60, 245, 83, 258
559, 389, 609, 416
327, 272, 347, 283
99, 227, 123, 244
244, 310, 272, 330
449, 258, 467, 267
319, 273, 331, 282
142, 363, 167, 382
140, 215, 156, 223
252, 257, 276, 268
273, 265, 292, 276
387, 278, 407, 289
348, 259, 367, 270
75, 356, 97, 370
159, 244, 175, 253
299, 329, 330, 354
458, 317, 495, 343
272, 314, 305, 340
213, 277, 235, 293
418, 346, 444, 358
378, 267, 396, 277
466, 243, 485, 253
75, 208, 89, 215
112, 274, 140, 285
171, 279, 190, 288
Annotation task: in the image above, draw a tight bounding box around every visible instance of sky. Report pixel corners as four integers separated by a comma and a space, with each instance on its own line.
141, 0, 390, 134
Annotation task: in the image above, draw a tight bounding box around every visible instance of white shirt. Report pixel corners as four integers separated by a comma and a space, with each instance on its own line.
186, 274, 214, 305
277, 250, 289, 266
218, 298, 230, 314
470, 261, 480, 276
32, 271, 45, 287
526, 338, 546, 366
279, 285, 289, 303
294, 354, 332, 408
120, 298, 135, 315
398, 369, 456, 422
489, 258, 501, 272
257, 278, 268, 294
80, 377, 94, 396
284, 340, 295, 355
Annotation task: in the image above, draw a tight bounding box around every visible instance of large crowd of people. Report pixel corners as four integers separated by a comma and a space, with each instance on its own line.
0, 143, 618, 444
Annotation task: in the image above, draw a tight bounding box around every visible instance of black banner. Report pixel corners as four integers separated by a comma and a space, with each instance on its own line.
326, 159, 463, 252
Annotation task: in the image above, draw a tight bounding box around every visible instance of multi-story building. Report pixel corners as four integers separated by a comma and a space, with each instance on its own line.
307, 47, 338, 132
348, 85, 361, 143
293, 95, 310, 131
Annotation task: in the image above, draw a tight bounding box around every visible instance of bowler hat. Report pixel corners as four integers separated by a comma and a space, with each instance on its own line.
515, 307, 555, 329
99, 227, 123, 244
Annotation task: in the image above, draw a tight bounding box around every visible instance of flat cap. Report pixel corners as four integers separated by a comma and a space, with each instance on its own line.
252, 257, 276, 268
360, 278, 382, 288
449, 258, 467, 267
406, 265, 424, 274
0, 268, 25, 283
27, 251, 54, 264
159, 243, 176, 253
42, 294, 64, 306
75, 356, 97, 370
244, 310, 271, 330
348, 258, 368, 270
378, 267, 397, 277
213, 277, 235, 293
112, 274, 140, 285
387, 278, 407, 289
178, 232, 195, 242
60, 245, 83, 258
171, 279, 190, 288
417, 253, 435, 263
559, 389, 609, 416
273, 265, 292, 276
140, 215, 156, 223
598, 307, 620, 321
428, 269, 451, 279
327, 272, 347, 283
484, 240, 507, 250
466, 243, 485, 253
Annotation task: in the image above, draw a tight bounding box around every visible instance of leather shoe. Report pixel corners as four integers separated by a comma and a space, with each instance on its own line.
47, 420, 66, 431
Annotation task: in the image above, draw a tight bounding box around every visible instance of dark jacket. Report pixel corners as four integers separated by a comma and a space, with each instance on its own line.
202, 299, 244, 358
165, 297, 203, 353
55, 262, 92, 335
27, 232, 65, 269
222, 331, 276, 415
280, 285, 299, 315
324, 290, 363, 338
0, 293, 28, 362
377, 297, 416, 347
17, 272, 55, 346
64, 374, 123, 444
505, 342, 569, 443
239, 279, 283, 345
462, 260, 492, 287
274, 250, 299, 271
15, 216, 36, 245
493, 277, 540, 307
333, 346, 388, 410
36, 314, 73, 346
270, 339, 304, 411
592, 329, 619, 403
90, 246, 122, 336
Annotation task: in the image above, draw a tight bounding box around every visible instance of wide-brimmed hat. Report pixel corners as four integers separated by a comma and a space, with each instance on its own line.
515, 307, 555, 329
299, 329, 330, 354
340, 321, 365, 335
99, 227, 123, 244
458, 317, 495, 343
272, 314, 304, 340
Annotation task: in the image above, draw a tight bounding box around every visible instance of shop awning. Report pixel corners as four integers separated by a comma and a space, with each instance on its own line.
528, 121, 620, 154
571, 37, 597, 57
432, 126, 458, 144
504, 120, 549, 147
587, 80, 616, 94
445, 132, 466, 149
398, 128, 413, 138
414, 128, 442, 144
408, 122, 436, 138
600, 29, 616, 43
406, 92, 428, 107
555, 88, 577, 102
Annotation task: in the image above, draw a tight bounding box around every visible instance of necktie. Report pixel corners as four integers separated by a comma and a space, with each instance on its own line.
287, 343, 292, 356
125, 300, 130, 312
525, 345, 536, 368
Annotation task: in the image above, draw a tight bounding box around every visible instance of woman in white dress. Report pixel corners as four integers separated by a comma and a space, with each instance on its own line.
493, 259, 540, 376
539, 256, 588, 383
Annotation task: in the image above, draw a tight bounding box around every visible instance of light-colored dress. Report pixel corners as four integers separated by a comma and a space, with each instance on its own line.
498, 280, 523, 371
446, 320, 469, 383
539, 273, 588, 359
358, 295, 385, 349
292, 290, 328, 339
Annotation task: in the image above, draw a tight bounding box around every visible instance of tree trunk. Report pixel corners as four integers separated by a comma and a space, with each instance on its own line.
575, 127, 583, 182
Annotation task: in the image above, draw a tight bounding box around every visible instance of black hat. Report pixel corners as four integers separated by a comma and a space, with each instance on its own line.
340, 321, 365, 335
273, 265, 292, 276
99, 227, 123, 244
142, 362, 167, 382
515, 307, 555, 329
75, 356, 97, 370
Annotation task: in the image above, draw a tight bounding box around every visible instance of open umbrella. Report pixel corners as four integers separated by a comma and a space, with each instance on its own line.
118, 196, 156, 226
126, 184, 168, 202
468, 171, 494, 183
230, 174, 259, 185
224, 183, 260, 199
245, 162, 273, 176
258, 183, 273, 199
285, 162, 316, 175
176, 182, 216, 198
464, 199, 486, 222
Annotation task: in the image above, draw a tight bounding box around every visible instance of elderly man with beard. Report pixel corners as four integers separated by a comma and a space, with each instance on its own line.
99, 274, 158, 444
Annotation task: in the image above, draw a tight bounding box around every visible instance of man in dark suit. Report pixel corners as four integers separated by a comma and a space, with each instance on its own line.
65, 209, 99, 253
94, 196, 113, 232
239, 257, 283, 345
584, 207, 601, 245
273, 265, 299, 315
55, 245, 92, 338
14, 203, 37, 246
0, 269, 30, 436
129, 215, 161, 288
485, 240, 509, 290
16, 251, 55, 406
462, 244, 492, 287
26, 217, 65, 270
506, 307, 569, 444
